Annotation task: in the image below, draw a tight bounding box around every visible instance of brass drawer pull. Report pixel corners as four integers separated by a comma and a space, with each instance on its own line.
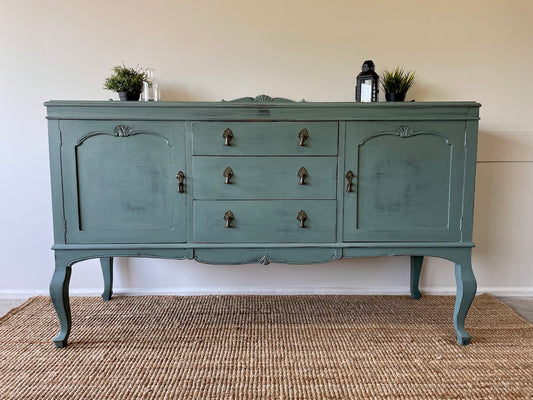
223, 128, 233, 146
223, 210, 234, 228
223, 166, 233, 184
298, 128, 309, 146
345, 170, 355, 192
297, 167, 308, 185
297, 210, 307, 228
176, 171, 185, 193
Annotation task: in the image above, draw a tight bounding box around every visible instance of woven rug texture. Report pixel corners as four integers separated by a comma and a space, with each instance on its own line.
0, 294, 531, 399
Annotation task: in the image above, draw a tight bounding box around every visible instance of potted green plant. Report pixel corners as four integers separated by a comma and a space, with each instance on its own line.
103, 65, 147, 101
380, 67, 416, 102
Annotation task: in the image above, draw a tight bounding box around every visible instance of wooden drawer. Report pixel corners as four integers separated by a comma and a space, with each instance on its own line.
192, 122, 338, 155
193, 200, 336, 243
193, 156, 337, 200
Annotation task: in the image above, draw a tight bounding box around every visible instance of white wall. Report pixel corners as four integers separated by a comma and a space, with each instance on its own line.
1, 0, 532, 297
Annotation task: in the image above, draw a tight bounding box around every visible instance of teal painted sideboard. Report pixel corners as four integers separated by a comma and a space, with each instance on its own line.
45, 98, 481, 347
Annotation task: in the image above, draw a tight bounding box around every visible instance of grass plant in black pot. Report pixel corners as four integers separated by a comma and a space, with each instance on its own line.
380, 67, 416, 102
103, 65, 147, 101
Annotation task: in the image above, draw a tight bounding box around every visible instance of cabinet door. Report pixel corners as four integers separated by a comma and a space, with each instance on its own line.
343, 121, 466, 242
60, 121, 187, 243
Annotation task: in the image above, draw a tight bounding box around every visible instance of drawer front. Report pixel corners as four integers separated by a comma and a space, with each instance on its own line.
193, 200, 336, 243
193, 157, 337, 200
192, 122, 338, 155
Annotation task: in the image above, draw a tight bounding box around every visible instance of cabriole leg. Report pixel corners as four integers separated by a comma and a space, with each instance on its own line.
453, 260, 477, 345
49, 259, 72, 348
410, 255, 423, 299
100, 257, 114, 301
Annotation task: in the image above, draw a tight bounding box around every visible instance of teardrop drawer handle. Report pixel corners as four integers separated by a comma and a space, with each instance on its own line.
223, 210, 234, 228
176, 171, 185, 193
223, 166, 233, 184
223, 128, 233, 146
297, 167, 308, 185
345, 170, 355, 192
297, 129, 309, 146
297, 210, 307, 228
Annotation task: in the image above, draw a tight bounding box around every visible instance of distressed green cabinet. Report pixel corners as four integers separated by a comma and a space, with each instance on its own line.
45, 98, 480, 348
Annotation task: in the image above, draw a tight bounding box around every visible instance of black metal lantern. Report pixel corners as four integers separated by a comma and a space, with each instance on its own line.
355, 60, 379, 102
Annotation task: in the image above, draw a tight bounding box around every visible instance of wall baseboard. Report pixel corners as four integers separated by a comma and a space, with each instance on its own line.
1, 286, 532, 299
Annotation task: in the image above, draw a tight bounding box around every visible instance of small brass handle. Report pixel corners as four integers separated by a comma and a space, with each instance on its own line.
298, 129, 309, 146
345, 170, 355, 192
223, 166, 233, 184
297, 210, 307, 228
223, 128, 233, 146
176, 171, 185, 193
223, 210, 234, 228
297, 167, 308, 185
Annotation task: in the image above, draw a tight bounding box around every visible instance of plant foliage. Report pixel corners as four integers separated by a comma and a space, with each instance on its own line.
103, 65, 147, 93
380, 67, 416, 94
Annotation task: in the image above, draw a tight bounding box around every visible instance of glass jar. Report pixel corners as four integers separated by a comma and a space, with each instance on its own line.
142, 68, 160, 101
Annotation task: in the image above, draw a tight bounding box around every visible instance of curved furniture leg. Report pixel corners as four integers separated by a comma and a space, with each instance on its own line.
410, 255, 423, 299
49, 259, 72, 348
453, 259, 477, 345
100, 257, 114, 301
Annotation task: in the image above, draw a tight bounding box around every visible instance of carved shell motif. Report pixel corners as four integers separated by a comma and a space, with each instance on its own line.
257, 253, 271, 265
397, 125, 413, 138
113, 125, 133, 137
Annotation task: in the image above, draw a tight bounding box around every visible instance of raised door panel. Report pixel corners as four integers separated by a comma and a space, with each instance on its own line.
61, 121, 187, 243
343, 121, 466, 242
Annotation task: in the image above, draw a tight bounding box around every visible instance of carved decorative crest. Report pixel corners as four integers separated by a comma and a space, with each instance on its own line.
114, 125, 133, 137
397, 125, 413, 138
359, 125, 451, 146
223, 94, 304, 103
257, 253, 271, 265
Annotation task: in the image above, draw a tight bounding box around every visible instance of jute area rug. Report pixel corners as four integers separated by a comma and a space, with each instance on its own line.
0, 294, 531, 399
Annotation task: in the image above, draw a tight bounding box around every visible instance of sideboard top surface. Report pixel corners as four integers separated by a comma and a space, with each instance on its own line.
44, 100, 481, 121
